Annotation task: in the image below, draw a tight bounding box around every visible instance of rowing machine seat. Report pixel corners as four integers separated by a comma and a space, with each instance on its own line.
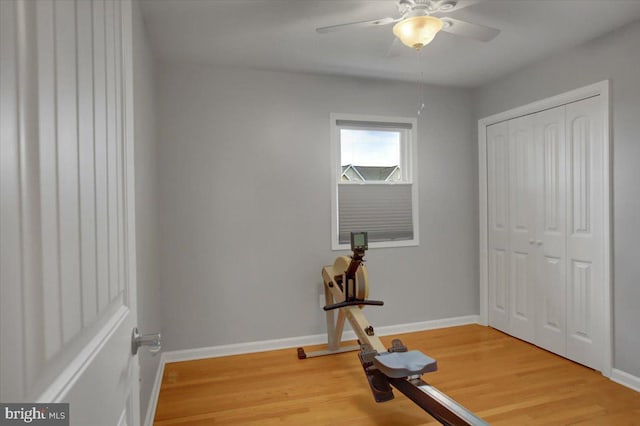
374, 351, 437, 378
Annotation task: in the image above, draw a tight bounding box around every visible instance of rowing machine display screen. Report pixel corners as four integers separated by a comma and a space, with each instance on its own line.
351, 232, 368, 251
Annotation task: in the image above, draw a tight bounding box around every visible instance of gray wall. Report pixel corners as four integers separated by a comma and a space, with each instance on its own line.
132, 1, 161, 421
474, 19, 640, 377
156, 64, 479, 351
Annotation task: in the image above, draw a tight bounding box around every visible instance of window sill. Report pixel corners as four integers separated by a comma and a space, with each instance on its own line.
332, 239, 419, 251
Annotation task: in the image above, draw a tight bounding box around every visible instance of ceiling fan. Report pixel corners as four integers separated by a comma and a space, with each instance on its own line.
316, 0, 500, 50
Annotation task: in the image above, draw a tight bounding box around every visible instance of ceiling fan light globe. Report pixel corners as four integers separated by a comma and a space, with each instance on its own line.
393, 15, 443, 50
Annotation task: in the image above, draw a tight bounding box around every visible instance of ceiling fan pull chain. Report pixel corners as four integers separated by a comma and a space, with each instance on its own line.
416, 52, 427, 116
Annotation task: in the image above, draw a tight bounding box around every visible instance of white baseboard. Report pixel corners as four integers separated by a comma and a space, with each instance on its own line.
162, 315, 480, 363
142, 315, 479, 425
375, 315, 480, 336
143, 352, 168, 426
611, 368, 640, 392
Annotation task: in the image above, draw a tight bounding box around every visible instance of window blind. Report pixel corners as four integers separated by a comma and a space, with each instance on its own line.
338, 183, 413, 244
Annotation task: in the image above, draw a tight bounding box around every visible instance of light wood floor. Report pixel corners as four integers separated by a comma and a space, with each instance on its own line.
154, 325, 640, 425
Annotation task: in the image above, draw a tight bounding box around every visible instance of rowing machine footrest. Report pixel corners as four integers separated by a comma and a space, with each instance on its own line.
358, 350, 394, 403
366, 369, 395, 403
373, 351, 438, 378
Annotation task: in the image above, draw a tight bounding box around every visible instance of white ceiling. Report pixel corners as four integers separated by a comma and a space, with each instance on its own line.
140, 0, 640, 88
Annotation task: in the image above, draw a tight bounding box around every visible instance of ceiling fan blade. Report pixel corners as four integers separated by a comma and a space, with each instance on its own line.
316, 17, 398, 34
385, 37, 404, 58
440, 17, 500, 42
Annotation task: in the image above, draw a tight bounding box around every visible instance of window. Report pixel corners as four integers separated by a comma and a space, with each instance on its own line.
330, 113, 419, 250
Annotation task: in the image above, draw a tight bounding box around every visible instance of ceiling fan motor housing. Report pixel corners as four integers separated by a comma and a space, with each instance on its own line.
398, 0, 458, 15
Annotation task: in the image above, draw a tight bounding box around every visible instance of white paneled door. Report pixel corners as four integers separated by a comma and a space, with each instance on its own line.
564, 96, 605, 369
486, 121, 510, 333
507, 113, 536, 344
533, 106, 567, 356
483, 91, 607, 372
0, 1, 140, 425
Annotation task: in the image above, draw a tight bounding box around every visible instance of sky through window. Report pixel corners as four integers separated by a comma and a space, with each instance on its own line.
340, 129, 400, 166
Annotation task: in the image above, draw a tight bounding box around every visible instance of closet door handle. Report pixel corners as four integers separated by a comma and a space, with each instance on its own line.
536, 240, 543, 246
529, 239, 535, 245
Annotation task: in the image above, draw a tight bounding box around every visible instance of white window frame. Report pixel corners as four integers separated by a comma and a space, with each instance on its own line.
330, 113, 419, 250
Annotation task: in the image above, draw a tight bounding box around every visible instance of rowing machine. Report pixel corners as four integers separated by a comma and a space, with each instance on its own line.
297, 232, 487, 426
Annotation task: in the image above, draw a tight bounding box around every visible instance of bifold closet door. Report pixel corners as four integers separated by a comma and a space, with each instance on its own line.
487, 106, 568, 351
565, 96, 604, 370
506, 115, 537, 343
487, 113, 553, 347
487, 121, 509, 332
533, 106, 567, 356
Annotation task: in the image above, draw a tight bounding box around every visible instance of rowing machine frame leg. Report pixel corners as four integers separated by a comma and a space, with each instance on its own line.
297, 265, 386, 359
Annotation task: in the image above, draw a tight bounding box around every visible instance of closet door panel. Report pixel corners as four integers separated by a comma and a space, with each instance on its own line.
565, 96, 603, 370
534, 106, 567, 355
486, 122, 510, 331
507, 115, 536, 343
